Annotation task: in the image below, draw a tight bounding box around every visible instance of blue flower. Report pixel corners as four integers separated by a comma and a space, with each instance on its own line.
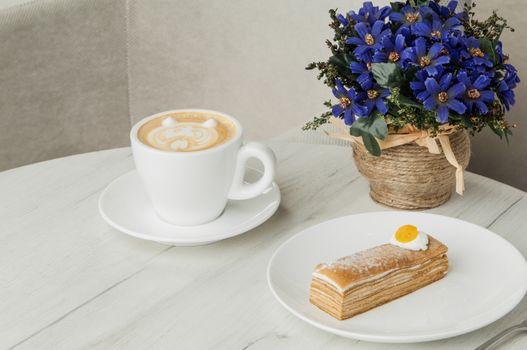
388, 5, 425, 32
326, 0, 518, 126
495, 41, 507, 64
402, 37, 450, 75
442, 30, 465, 64
356, 74, 390, 116
496, 64, 520, 111
504, 64, 520, 89
337, 13, 349, 27
428, 1, 466, 22
410, 68, 442, 102
421, 73, 467, 123
331, 80, 367, 125
373, 34, 407, 65
347, 20, 391, 61
348, 1, 391, 26
412, 17, 460, 41
460, 37, 494, 70
350, 60, 373, 82
457, 71, 495, 115
497, 81, 515, 111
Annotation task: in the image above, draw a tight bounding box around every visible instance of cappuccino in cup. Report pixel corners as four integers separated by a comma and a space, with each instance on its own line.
137, 111, 237, 152
131, 109, 276, 226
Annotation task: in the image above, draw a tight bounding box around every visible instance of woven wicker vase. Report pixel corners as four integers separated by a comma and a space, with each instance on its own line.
352, 130, 471, 210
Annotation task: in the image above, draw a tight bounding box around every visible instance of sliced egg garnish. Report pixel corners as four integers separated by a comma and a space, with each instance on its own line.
390, 224, 429, 251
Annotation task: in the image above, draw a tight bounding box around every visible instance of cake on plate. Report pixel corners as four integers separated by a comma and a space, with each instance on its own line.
309, 225, 448, 320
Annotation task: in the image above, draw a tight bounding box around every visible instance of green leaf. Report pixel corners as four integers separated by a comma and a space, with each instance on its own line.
478, 38, 498, 65
390, 2, 403, 11
329, 53, 356, 79
351, 127, 381, 156
403, 66, 419, 81
329, 52, 354, 68
458, 115, 474, 129
328, 55, 346, 70
349, 114, 387, 157
397, 94, 422, 108
372, 63, 404, 88
351, 114, 389, 140
408, 0, 429, 9
504, 129, 511, 144
489, 124, 505, 139
350, 126, 361, 137
361, 133, 382, 156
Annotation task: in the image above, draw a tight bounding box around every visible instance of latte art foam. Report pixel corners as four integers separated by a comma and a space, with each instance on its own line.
147, 119, 219, 152
138, 112, 237, 152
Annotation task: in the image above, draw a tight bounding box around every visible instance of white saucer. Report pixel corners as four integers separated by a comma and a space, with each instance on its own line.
267, 212, 527, 343
99, 168, 280, 246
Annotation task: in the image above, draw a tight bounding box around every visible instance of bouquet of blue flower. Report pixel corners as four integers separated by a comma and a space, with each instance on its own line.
305, 0, 519, 156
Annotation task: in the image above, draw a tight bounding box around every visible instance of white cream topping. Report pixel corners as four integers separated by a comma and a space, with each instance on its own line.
162, 117, 178, 127
202, 118, 218, 128
390, 230, 429, 251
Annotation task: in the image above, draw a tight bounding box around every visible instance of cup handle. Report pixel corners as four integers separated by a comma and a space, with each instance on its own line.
227, 142, 276, 200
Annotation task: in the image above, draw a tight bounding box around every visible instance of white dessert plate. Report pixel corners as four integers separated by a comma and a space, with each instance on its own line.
267, 212, 527, 343
99, 168, 280, 246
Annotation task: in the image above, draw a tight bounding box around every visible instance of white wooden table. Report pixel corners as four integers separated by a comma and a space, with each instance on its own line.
1, 138, 526, 350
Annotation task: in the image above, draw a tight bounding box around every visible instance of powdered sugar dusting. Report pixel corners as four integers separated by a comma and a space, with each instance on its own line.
317, 244, 413, 275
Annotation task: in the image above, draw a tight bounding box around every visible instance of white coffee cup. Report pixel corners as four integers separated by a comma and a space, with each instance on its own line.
130, 109, 276, 226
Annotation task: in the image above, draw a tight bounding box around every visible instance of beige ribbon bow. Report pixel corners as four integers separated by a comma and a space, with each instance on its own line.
324, 117, 465, 195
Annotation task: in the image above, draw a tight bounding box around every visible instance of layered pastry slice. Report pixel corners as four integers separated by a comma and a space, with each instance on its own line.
309, 225, 448, 320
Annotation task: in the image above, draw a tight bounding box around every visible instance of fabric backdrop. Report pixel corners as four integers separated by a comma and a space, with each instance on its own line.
1, 0, 526, 191
0, 0, 130, 169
